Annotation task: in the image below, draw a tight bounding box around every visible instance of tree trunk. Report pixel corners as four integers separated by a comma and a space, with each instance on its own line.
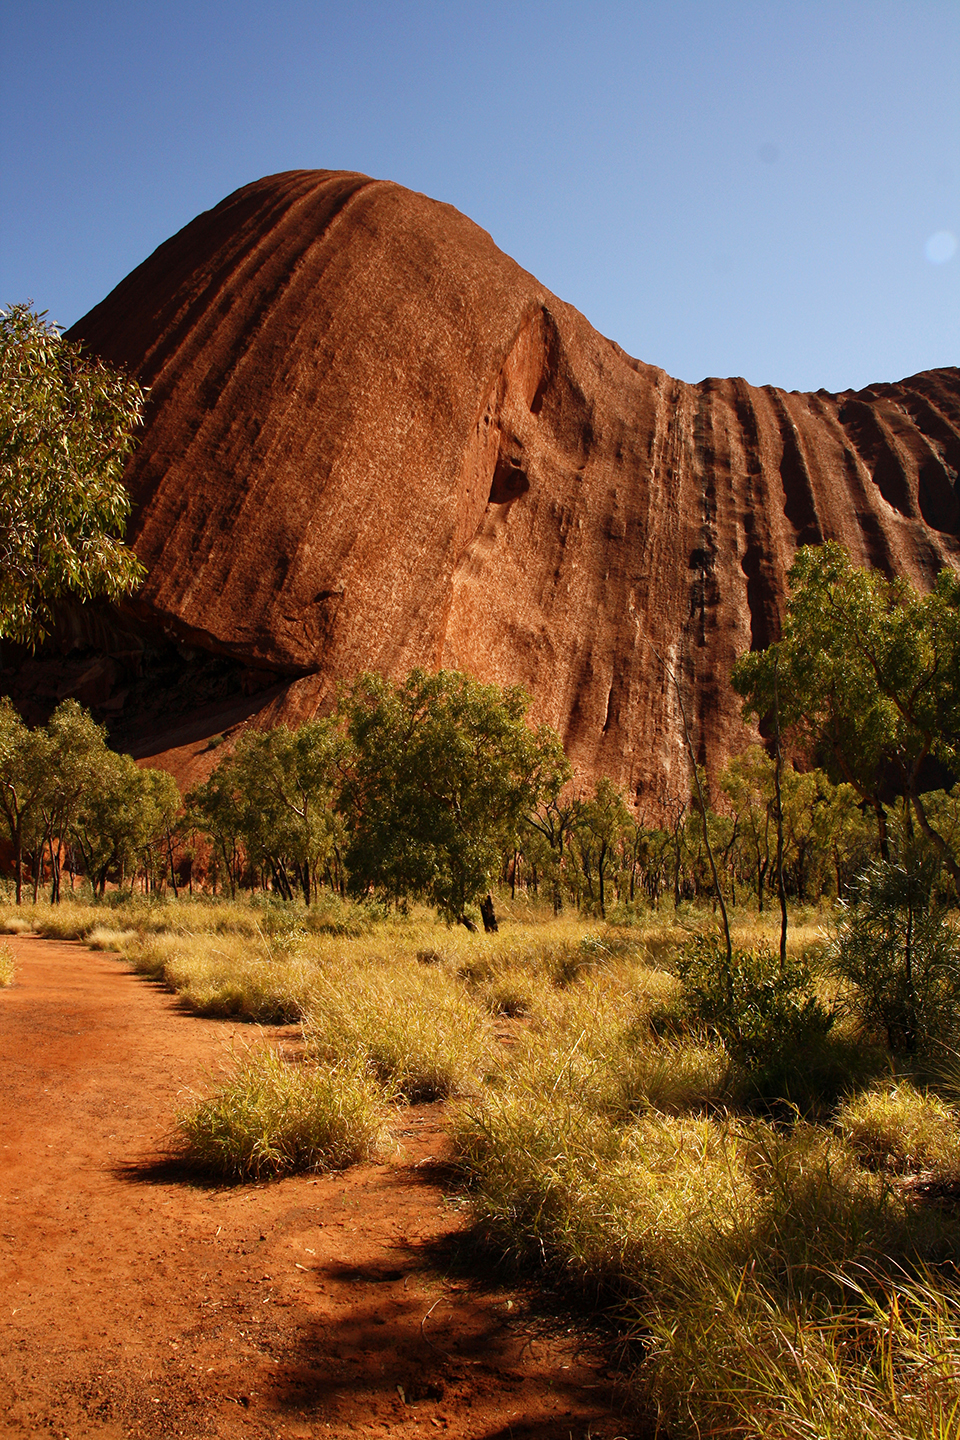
772, 659, 789, 972
480, 894, 499, 933
910, 790, 960, 891
48, 835, 61, 905
598, 844, 607, 920
166, 829, 179, 900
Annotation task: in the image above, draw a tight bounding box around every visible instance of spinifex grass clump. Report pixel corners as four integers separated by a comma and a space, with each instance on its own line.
0, 914, 31, 936
85, 926, 319, 1024
85, 925, 139, 952
454, 1088, 755, 1295
446, 910, 960, 1440
303, 957, 492, 1100
455, 1057, 960, 1438
0, 941, 15, 987
0, 899, 102, 941
159, 940, 315, 1023
177, 1048, 387, 1181
643, 1267, 960, 1440
836, 1082, 960, 1179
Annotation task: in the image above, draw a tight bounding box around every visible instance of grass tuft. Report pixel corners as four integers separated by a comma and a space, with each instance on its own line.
836, 1082, 960, 1178
85, 926, 139, 952
0, 916, 32, 935
177, 1047, 387, 1181
303, 959, 491, 1100
0, 941, 15, 987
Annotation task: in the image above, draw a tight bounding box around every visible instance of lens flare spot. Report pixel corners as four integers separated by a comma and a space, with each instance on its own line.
925, 230, 957, 264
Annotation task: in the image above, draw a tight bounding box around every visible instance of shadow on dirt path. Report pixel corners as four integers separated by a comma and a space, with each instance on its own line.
0, 933, 647, 1439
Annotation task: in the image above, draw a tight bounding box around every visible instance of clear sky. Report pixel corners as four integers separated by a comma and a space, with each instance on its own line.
1, 1, 957, 394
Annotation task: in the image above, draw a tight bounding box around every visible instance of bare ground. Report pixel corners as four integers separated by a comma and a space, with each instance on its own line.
0, 934, 647, 1439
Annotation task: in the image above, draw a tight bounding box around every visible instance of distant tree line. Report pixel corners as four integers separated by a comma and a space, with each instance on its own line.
4, 545, 960, 921
0, 698, 180, 904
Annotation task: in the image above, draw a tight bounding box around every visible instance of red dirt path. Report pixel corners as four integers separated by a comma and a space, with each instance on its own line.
0, 935, 645, 1439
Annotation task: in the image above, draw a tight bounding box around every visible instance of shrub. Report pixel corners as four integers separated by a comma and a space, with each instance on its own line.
675, 935, 833, 1079
830, 857, 960, 1056
177, 1048, 387, 1181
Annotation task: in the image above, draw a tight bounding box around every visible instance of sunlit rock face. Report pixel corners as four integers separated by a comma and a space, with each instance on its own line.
48, 170, 960, 798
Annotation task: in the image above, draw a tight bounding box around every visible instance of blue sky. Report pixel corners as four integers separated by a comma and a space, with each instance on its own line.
1, 1, 957, 393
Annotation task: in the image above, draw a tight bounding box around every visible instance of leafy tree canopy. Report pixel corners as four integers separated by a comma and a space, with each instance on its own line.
732, 542, 960, 878
189, 720, 346, 904
339, 669, 570, 927
0, 303, 145, 645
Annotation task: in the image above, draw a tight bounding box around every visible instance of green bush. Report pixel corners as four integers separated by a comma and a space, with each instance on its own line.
676, 935, 833, 1068
830, 858, 960, 1056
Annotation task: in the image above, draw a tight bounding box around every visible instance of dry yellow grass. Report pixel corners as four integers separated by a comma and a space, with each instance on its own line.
8, 888, 960, 1436
177, 1046, 388, 1180
0, 941, 15, 987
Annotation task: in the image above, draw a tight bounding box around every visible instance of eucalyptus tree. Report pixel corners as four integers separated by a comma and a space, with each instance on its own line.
720, 746, 775, 911
0, 304, 145, 647
733, 542, 960, 885
187, 759, 247, 898
339, 669, 569, 930
524, 794, 583, 913
570, 778, 633, 918
39, 700, 113, 901
230, 721, 345, 903
63, 749, 180, 896
188, 720, 345, 901
0, 698, 50, 903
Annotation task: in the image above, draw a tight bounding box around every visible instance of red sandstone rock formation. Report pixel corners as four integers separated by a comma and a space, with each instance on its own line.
23, 169, 960, 800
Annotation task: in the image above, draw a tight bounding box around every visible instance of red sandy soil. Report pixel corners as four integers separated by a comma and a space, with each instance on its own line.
0, 935, 648, 1439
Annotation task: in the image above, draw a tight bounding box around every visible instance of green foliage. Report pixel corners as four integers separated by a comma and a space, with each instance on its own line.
189, 720, 346, 903
830, 856, 960, 1055
0, 696, 181, 903
568, 778, 633, 918
676, 934, 833, 1076
0, 696, 53, 903
339, 669, 569, 925
0, 303, 145, 644
733, 541, 960, 878
69, 732, 179, 897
